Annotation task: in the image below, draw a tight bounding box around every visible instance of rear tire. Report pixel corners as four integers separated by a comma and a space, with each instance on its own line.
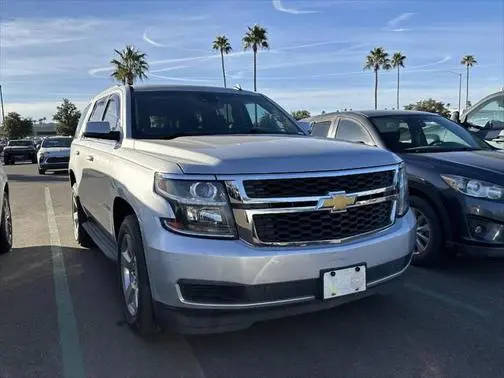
71, 184, 93, 248
411, 195, 444, 267
31, 157, 37, 164
0, 191, 13, 254
38, 168, 45, 175
118, 215, 158, 336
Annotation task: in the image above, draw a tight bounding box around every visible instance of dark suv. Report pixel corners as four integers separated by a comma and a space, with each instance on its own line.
3, 140, 37, 165
308, 110, 504, 266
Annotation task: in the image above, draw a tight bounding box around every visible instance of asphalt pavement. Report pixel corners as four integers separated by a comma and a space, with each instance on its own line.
1, 163, 503, 378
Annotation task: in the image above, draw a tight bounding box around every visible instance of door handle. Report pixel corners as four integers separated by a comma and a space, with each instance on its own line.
75, 150, 80, 156
86, 155, 94, 162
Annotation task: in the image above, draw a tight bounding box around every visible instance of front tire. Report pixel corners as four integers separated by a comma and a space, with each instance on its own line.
0, 191, 13, 254
71, 184, 93, 248
411, 195, 443, 267
38, 168, 45, 175
118, 215, 158, 336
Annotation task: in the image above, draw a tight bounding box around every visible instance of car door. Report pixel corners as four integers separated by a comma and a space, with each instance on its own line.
77, 96, 108, 223
83, 93, 122, 236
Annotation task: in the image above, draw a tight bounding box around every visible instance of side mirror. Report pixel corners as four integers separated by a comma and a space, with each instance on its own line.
83, 121, 120, 141
450, 111, 460, 124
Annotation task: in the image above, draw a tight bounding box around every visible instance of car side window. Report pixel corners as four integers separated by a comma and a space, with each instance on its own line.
74, 104, 90, 139
89, 97, 107, 122
335, 119, 373, 145
466, 96, 504, 128
311, 121, 332, 137
102, 94, 121, 131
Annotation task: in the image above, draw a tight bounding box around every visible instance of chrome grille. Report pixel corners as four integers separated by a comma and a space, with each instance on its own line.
46, 156, 69, 163
223, 165, 399, 247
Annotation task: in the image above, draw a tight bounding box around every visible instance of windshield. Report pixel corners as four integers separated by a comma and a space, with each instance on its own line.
41, 138, 72, 148
370, 114, 490, 153
8, 140, 33, 147
132, 90, 301, 139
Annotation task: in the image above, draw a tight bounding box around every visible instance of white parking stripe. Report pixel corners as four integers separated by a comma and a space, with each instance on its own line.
45, 186, 86, 378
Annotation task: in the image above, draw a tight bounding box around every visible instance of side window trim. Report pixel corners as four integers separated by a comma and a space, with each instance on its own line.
102, 93, 121, 131
335, 117, 375, 145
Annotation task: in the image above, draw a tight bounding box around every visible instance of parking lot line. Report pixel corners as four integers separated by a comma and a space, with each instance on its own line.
404, 282, 490, 319
45, 186, 86, 378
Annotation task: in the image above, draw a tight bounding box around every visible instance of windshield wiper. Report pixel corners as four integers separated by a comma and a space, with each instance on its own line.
403, 146, 481, 153
154, 133, 216, 140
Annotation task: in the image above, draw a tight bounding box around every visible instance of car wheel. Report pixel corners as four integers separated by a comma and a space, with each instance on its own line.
410, 195, 443, 267
71, 184, 93, 248
38, 168, 45, 175
31, 157, 37, 164
0, 191, 13, 254
118, 215, 158, 336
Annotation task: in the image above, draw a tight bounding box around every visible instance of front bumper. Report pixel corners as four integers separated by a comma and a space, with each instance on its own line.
143, 208, 416, 332
39, 162, 69, 170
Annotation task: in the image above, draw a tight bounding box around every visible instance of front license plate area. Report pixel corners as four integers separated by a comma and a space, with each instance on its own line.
322, 265, 366, 299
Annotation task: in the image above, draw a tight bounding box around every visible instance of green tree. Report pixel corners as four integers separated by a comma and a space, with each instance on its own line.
212, 35, 232, 88
363, 47, 391, 110
391, 52, 406, 110
53, 98, 81, 136
243, 25, 269, 92
461, 55, 477, 108
291, 110, 311, 120
404, 98, 451, 118
111, 45, 149, 85
3, 112, 33, 139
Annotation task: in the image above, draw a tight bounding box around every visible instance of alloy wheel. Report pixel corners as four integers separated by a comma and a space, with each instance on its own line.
413, 207, 431, 255
4, 198, 12, 246
72, 193, 80, 241
120, 234, 139, 317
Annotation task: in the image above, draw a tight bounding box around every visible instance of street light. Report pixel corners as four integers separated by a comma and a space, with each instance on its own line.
446, 71, 462, 113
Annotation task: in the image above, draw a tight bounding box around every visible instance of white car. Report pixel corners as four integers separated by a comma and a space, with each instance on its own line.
0, 164, 12, 254
37, 136, 72, 174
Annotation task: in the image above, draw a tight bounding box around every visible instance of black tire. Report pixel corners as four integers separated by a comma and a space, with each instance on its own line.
410, 195, 444, 267
117, 215, 158, 336
3, 157, 10, 165
71, 184, 93, 248
38, 168, 45, 175
0, 191, 13, 254
31, 157, 37, 164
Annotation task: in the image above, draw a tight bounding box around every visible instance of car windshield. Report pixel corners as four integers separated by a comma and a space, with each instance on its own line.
8, 140, 33, 147
370, 114, 491, 153
131, 90, 302, 139
42, 138, 72, 148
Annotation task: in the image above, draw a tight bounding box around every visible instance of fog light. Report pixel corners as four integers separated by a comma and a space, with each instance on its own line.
468, 217, 504, 243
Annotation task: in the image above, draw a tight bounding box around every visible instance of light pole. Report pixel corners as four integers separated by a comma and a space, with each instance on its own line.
0, 84, 5, 126
447, 71, 462, 113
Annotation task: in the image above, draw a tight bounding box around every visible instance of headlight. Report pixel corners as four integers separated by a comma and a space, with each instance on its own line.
396, 163, 409, 217
154, 173, 237, 238
441, 174, 504, 200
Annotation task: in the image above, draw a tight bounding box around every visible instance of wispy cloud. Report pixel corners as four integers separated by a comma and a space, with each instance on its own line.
149, 73, 215, 83
142, 29, 165, 47
272, 0, 318, 14
407, 55, 451, 70
386, 12, 415, 31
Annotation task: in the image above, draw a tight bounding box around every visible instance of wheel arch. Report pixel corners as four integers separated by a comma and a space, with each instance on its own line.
113, 196, 138, 241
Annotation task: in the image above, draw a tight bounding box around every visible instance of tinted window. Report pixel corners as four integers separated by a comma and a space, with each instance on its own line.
131, 91, 301, 139
311, 121, 331, 137
89, 98, 107, 122
8, 140, 32, 147
102, 95, 120, 131
42, 138, 72, 148
75, 104, 90, 138
336, 119, 373, 144
466, 96, 504, 127
370, 114, 489, 152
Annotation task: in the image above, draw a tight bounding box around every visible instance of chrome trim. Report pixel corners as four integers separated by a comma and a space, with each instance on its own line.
156, 172, 218, 181
175, 284, 315, 308
367, 252, 413, 287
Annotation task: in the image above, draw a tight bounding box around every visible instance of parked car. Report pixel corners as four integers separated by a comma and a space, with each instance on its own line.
2, 140, 37, 165
454, 91, 504, 147
308, 110, 504, 266
69, 85, 415, 335
37, 136, 72, 174
0, 164, 12, 254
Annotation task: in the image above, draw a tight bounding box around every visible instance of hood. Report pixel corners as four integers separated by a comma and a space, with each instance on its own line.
402, 149, 504, 181
6, 145, 34, 150
134, 135, 401, 175
39, 147, 70, 154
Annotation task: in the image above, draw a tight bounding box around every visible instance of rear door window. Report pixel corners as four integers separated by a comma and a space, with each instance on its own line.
311, 121, 332, 137
89, 97, 107, 122
335, 119, 374, 145
102, 94, 121, 131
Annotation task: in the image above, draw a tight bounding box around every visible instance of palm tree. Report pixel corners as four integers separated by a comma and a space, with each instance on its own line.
242, 25, 269, 92
111, 45, 149, 85
391, 52, 406, 110
461, 55, 477, 108
212, 35, 232, 88
364, 47, 391, 110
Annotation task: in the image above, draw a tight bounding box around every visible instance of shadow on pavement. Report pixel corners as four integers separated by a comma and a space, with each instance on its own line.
7, 172, 69, 182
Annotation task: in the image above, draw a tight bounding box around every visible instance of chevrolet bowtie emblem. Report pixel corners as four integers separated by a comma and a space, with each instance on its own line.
317, 192, 356, 213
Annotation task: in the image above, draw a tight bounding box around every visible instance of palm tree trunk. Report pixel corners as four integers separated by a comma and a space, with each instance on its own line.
374, 69, 378, 110
253, 47, 257, 92
396, 66, 400, 110
220, 50, 227, 88
466, 65, 470, 107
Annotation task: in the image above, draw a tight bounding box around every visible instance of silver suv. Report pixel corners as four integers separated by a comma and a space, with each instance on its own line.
69, 85, 416, 335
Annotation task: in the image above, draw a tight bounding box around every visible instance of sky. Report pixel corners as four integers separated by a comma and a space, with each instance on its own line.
0, 0, 503, 120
